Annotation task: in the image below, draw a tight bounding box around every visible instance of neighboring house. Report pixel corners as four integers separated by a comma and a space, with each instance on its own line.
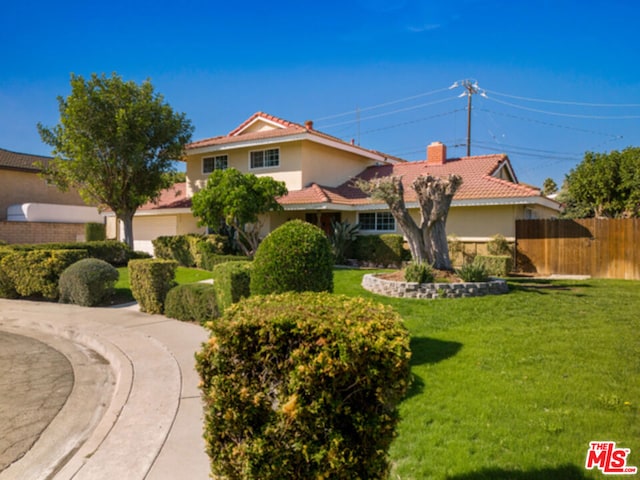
0, 147, 103, 244
121, 112, 561, 254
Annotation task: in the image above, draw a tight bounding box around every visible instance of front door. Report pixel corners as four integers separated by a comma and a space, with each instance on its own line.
320, 212, 341, 236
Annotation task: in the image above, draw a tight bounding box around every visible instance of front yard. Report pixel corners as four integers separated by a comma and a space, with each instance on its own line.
334, 270, 639, 480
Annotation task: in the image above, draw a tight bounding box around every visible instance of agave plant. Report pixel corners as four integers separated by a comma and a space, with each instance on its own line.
329, 220, 360, 264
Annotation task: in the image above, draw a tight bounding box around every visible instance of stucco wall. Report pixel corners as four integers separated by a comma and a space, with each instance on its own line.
0, 170, 86, 221
300, 142, 376, 188
186, 142, 304, 195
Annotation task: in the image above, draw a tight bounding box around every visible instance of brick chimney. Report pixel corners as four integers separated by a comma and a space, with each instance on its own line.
427, 141, 447, 165
304, 120, 314, 130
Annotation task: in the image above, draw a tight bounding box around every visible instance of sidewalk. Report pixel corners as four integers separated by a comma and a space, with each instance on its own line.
0, 298, 210, 480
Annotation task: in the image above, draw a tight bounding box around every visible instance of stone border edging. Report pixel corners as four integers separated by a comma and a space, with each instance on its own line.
361, 273, 508, 299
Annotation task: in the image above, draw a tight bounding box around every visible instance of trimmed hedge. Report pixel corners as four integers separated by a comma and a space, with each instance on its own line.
128, 259, 178, 314
352, 234, 409, 266
0, 249, 18, 298
85, 222, 106, 242
153, 234, 230, 268
211, 261, 251, 313
58, 258, 119, 306
0, 249, 88, 300
164, 283, 218, 324
473, 255, 513, 277
4, 240, 135, 266
196, 292, 412, 480
250, 220, 333, 295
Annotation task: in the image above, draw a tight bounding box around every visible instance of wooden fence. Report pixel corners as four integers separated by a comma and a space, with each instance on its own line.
515, 218, 640, 280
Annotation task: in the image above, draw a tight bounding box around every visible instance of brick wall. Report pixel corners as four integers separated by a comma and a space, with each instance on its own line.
0, 222, 85, 244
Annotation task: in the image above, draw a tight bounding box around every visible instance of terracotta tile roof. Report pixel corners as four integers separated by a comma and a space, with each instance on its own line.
0, 147, 51, 172
185, 112, 404, 163
279, 154, 543, 206
139, 182, 191, 210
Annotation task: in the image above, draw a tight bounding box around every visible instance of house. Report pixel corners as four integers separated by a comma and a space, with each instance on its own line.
121, 112, 561, 255
0, 147, 103, 244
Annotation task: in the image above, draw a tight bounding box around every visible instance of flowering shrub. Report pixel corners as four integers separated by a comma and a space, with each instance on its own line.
196, 292, 412, 479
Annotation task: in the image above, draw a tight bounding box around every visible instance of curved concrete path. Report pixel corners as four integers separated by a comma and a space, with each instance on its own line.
0, 298, 210, 480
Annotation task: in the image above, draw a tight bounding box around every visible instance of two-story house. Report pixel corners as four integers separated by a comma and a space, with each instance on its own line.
120, 112, 561, 255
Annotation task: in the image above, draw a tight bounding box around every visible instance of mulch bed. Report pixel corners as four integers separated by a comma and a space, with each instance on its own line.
377, 269, 464, 283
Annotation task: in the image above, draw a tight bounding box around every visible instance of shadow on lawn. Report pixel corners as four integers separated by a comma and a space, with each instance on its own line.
446, 464, 592, 480
406, 337, 462, 399
508, 279, 591, 296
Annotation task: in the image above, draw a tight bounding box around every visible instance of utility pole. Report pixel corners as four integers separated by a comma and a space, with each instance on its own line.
451, 80, 485, 157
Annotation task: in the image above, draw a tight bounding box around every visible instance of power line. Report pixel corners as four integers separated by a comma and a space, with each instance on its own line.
359, 109, 464, 136
317, 96, 459, 129
476, 108, 622, 138
314, 86, 452, 122
485, 89, 640, 108
485, 96, 640, 119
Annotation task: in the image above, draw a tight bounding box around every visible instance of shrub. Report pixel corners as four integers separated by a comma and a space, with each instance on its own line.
128, 259, 178, 314
0, 249, 17, 298
58, 258, 119, 306
212, 261, 251, 313
250, 220, 333, 295
0, 249, 88, 300
194, 234, 230, 269
329, 220, 359, 264
487, 234, 511, 256
4, 241, 133, 266
404, 261, 435, 283
352, 234, 409, 266
164, 283, 218, 324
196, 292, 412, 480
473, 255, 513, 277
153, 235, 196, 267
85, 222, 106, 241
457, 262, 490, 282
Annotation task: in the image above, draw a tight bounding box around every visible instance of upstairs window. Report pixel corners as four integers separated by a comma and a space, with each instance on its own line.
250, 148, 279, 169
203, 155, 228, 174
358, 212, 395, 232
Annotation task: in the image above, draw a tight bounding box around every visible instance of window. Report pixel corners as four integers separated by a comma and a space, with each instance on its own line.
203, 155, 228, 174
358, 212, 395, 231
250, 148, 279, 169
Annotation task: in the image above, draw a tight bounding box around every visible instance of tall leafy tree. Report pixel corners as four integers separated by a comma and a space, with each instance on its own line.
191, 168, 288, 256
38, 73, 193, 248
564, 147, 640, 218
542, 177, 558, 196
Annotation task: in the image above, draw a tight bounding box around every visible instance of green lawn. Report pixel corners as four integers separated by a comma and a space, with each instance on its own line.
333, 269, 640, 480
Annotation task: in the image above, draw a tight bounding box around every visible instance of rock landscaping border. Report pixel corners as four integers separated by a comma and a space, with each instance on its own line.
362, 273, 508, 299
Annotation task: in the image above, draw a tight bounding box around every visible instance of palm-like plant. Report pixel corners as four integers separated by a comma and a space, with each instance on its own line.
329, 220, 360, 264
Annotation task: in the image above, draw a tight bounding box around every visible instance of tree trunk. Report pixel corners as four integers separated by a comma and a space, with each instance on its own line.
355, 174, 462, 269
413, 175, 462, 270
120, 211, 135, 250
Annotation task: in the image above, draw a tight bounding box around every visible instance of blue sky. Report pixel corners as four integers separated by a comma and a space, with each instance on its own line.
2, 0, 639, 187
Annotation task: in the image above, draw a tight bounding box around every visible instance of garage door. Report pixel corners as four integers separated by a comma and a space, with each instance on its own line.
127, 215, 177, 255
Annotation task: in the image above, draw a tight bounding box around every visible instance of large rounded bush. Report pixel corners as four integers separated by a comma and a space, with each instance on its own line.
250, 220, 333, 295
58, 258, 119, 306
196, 292, 412, 480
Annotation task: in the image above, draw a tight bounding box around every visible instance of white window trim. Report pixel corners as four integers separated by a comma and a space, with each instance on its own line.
202, 155, 228, 174
358, 211, 396, 232
249, 147, 280, 170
